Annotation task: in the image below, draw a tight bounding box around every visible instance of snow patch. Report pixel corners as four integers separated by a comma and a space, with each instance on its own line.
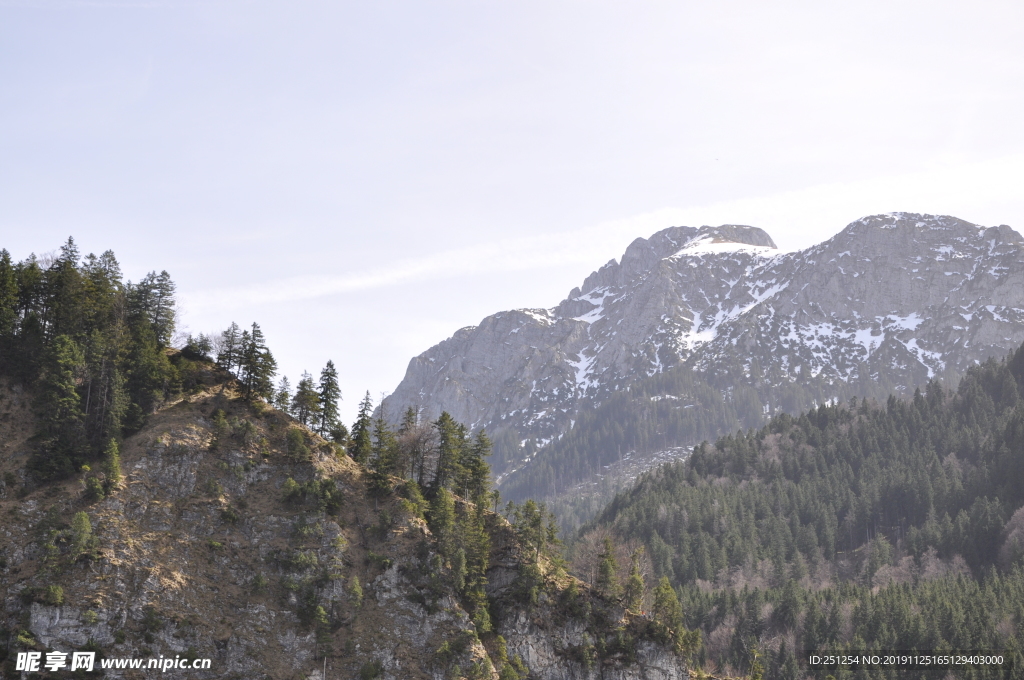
567, 352, 598, 392
669, 234, 777, 258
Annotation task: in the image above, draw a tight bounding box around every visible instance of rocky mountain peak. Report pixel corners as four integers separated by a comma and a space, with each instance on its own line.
686, 224, 777, 248
383, 213, 1024, 520
575, 224, 777, 298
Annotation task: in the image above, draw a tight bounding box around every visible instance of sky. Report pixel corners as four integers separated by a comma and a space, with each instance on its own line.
2, 0, 1023, 424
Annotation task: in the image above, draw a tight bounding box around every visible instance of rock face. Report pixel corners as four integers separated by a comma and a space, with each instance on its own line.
0, 372, 688, 680
382, 213, 1024, 515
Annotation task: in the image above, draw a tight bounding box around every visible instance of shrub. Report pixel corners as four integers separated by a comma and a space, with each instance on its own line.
398, 480, 428, 518
208, 410, 231, 450
221, 506, 240, 524
84, 476, 105, 502
435, 629, 476, 666
70, 511, 97, 559
205, 478, 223, 496
348, 575, 364, 608
286, 428, 310, 461
358, 660, 383, 679
366, 552, 392, 570
251, 572, 269, 594
43, 584, 64, 605
282, 477, 301, 503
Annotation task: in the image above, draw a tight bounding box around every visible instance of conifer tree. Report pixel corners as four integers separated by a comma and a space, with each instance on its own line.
291, 372, 320, 425
652, 576, 682, 630
239, 322, 276, 401
432, 411, 466, 493
624, 547, 645, 613
428, 487, 457, 558
274, 376, 292, 414
317, 360, 341, 437
399, 406, 418, 434
35, 334, 87, 478
457, 429, 493, 505
127, 270, 175, 348
70, 511, 95, 560
102, 438, 122, 492
460, 506, 493, 632
512, 500, 547, 561
349, 392, 374, 465
150, 271, 176, 347
371, 408, 397, 476
217, 322, 242, 375
367, 407, 398, 495
0, 249, 18, 351
596, 538, 621, 600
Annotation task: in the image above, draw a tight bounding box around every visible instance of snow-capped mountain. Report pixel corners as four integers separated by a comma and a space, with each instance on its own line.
382, 213, 1024, 512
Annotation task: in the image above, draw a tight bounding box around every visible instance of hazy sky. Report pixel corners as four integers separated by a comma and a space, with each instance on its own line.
3, 1, 1023, 423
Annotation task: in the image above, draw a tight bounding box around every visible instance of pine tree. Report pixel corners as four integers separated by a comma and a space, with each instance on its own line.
624, 547, 645, 613
291, 372, 320, 426
102, 438, 122, 492
457, 429, 492, 505
0, 249, 18, 352
368, 407, 397, 495
349, 392, 374, 465
274, 376, 292, 414
433, 411, 466, 493
652, 576, 682, 629
217, 322, 242, 375
239, 322, 276, 401
68, 510, 100, 561
150, 271, 175, 347
128, 270, 175, 347
399, 406, 418, 434
317, 360, 341, 437
34, 334, 87, 479
596, 538, 621, 600
371, 408, 397, 475
512, 500, 546, 561
46, 238, 85, 339
428, 487, 457, 558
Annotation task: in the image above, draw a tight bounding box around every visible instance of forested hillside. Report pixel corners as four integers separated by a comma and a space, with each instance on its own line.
0, 239, 696, 680
496, 356, 901, 529
578, 346, 1024, 678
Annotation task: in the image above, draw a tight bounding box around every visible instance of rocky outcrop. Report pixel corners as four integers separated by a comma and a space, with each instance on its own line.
0, 374, 688, 680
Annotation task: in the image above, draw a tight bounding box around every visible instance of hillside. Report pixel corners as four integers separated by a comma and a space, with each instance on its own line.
0, 241, 699, 679
380, 213, 1024, 526
575, 345, 1024, 678
0, 361, 697, 680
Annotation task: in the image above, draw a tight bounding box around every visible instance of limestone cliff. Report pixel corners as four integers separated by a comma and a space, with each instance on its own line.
0, 367, 689, 679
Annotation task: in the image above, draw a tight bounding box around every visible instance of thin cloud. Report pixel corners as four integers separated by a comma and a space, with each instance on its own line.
182, 154, 1024, 314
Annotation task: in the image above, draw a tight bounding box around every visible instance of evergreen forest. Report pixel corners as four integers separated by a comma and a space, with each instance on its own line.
496, 352, 920, 530
576, 346, 1024, 678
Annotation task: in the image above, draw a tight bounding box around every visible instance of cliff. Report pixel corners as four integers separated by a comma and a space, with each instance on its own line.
0, 365, 689, 680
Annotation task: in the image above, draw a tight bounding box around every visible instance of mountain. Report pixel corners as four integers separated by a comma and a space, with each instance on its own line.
0, 365, 692, 680
381, 213, 1024, 524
